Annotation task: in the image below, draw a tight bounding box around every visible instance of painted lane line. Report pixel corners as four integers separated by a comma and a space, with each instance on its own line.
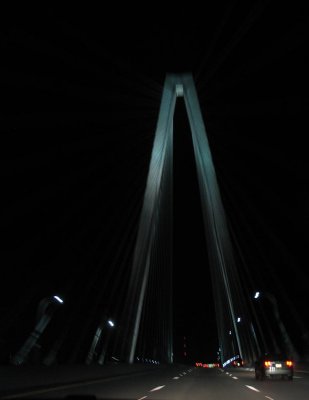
265, 396, 275, 400
173, 376, 179, 379
232, 376, 238, 379
137, 397, 148, 400
245, 385, 260, 392
150, 385, 165, 392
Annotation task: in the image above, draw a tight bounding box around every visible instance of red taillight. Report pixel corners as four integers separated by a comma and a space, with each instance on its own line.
286, 360, 293, 367
264, 361, 271, 367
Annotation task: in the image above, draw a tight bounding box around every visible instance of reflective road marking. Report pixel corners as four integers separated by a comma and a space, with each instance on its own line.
150, 385, 165, 392
245, 385, 260, 392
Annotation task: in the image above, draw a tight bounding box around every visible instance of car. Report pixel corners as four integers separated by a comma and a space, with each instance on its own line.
254, 353, 293, 380
232, 358, 243, 367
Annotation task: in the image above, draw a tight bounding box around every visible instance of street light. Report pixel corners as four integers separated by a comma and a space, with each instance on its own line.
11, 295, 64, 365
86, 317, 115, 365
53, 295, 64, 304
254, 290, 299, 360
98, 320, 115, 365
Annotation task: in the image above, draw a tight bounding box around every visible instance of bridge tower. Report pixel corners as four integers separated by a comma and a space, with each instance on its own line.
118, 73, 259, 366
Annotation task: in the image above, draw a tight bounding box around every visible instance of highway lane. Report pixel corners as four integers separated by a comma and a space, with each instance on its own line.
4, 365, 309, 400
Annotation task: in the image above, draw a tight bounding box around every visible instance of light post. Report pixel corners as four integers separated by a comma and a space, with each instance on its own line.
251, 291, 268, 355
255, 291, 299, 360
254, 291, 280, 354
86, 317, 115, 365
97, 320, 115, 365
11, 295, 64, 365
229, 329, 236, 356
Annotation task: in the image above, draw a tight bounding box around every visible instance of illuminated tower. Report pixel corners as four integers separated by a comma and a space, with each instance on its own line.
119, 73, 258, 366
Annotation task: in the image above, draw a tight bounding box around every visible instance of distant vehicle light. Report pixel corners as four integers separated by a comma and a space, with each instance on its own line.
264, 361, 271, 367
255, 353, 294, 380
286, 361, 293, 367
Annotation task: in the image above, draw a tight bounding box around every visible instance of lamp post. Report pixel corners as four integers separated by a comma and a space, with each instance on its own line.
97, 320, 115, 365
11, 295, 64, 365
251, 291, 268, 354
255, 291, 299, 360
254, 291, 280, 354
86, 318, 115, 365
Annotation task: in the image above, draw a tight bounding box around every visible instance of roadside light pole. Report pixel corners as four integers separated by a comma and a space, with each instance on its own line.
254, 291, 281, 354
251, 292, 268, 354
86, 318, 115, 365
11, 295, 64, 366
97, 320, 115, 365
254, 291, 299, 360
263, 292, 299, 361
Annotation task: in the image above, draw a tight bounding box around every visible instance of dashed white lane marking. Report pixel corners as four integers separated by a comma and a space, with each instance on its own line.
232, 376, 238, 379
225, 372, 229, 374
245, 385, 260, 392
150, 385, 165, 392
182, 372, 186, 374
265, 396, 275, 400
173, 376, 180, 379
137, 397, 148, 400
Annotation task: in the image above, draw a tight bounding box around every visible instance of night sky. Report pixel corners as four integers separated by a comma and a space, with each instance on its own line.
1, 3, 309, 363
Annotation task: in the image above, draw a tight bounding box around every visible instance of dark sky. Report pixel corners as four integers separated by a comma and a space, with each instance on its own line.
1, 3, 309, 363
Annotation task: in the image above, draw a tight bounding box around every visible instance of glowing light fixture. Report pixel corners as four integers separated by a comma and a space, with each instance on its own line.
53, 295, 64, 304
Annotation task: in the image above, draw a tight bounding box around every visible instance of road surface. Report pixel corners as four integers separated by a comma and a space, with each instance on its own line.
2, 364, 309, 400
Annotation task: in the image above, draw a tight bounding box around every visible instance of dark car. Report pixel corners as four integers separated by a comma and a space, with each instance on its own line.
232, 358, 243, 367
255, 353, 293, 380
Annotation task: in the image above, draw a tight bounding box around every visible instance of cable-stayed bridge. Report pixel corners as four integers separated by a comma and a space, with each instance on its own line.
10, 73, 300, 369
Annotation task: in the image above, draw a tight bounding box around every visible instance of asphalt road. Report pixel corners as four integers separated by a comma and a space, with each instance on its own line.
3, 365, 309, 400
